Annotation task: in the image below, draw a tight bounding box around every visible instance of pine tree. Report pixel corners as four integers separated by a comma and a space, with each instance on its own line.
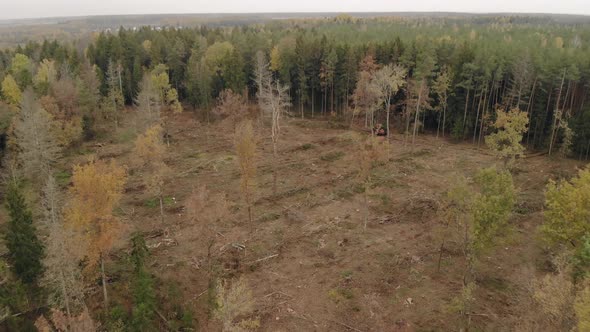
4, 179, 44, 284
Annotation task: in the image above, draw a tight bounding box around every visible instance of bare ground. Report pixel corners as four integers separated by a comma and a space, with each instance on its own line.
65, 110, 585, 331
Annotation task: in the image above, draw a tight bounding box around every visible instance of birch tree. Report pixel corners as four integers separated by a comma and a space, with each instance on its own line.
433, 67, 453, 138
370, 64, 407, 139
255, 52, 291, 194
133, 124, 168, 222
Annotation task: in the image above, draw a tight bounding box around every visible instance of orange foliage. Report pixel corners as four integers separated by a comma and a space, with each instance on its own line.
65, 159, 127, 269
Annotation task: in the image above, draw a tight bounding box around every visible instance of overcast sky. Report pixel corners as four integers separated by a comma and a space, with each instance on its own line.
2, 0, 590, 20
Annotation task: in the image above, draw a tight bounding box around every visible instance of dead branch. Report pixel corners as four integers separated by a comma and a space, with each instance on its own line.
246, 253, 278, 264
155, 309, 172, 331
330, 320, 365, 332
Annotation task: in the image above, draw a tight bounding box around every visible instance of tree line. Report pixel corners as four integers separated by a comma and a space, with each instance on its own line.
1, 15, 590, 157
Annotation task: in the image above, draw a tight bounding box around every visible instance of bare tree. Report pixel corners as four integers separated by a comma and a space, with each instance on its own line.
41, 175, 85, 325
355, 136, 388, 229
234, 120, 257, 223
135, 74, 162, 133
255, 52, 291, 194
213, 89, 248, 129
184, 186, 229, 270
254, 50, 271, 122
214, 277, 257, 331
14, 89, 61, 182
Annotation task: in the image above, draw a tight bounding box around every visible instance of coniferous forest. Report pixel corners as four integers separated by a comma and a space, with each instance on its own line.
1, 13, 590, 331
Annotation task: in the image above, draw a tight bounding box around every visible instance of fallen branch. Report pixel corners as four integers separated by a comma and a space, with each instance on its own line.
330, 320, 364, 332
155, 309, 172, 331
184, 289, 208, 305
246, 253, 278, 264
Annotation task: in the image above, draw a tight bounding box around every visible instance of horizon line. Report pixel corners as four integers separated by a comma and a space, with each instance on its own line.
1, 10, 589, 22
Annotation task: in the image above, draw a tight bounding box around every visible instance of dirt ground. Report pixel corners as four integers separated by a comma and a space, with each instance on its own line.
67, 109, 585, 331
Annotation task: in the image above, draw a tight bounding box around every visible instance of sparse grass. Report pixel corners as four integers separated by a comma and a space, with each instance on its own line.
328, 288, 354, 303
369, 193, 393, 214
144, 196, 175, 208
116, 128, 136, 144
293, 143, 315, 151
257, 212, 281, 223
256, 187, 310, 204
54, 170, 72, 186
320, 151, 345, 162
341, 270, 353, 279
335, 182, 365, 200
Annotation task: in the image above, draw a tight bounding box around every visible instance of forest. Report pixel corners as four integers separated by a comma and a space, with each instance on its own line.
1, 12, 590, 331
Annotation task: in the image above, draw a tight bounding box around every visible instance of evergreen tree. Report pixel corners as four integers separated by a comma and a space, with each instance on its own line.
4, 179, 44, 284
130, 234, 156, 332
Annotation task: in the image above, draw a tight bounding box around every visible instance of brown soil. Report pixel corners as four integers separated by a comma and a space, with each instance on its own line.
68, 110, 584, 331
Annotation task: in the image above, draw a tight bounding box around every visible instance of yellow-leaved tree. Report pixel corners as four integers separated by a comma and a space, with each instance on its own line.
542, 167, 590, 246
485, 107, 529, 168
33, 59, 57, 95
64, 159, 127, 308
133, 124, 169, 222
1, 74, 22, 106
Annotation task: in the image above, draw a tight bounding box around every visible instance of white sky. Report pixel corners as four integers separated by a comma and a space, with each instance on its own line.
2, 0, 589, 20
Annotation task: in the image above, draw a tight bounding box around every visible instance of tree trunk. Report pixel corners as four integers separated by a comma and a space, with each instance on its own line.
442, 104, 447, 138
272, 141, 278, 195
477, 85, 492, 149
436, 110, 442, 138
462, 88, 470, 134
472, 87, 484, 145
331, 80, 335, 115
311, 87, 315, 118
101, 254, 109, 308
536, 83, 553, 149
363, 182, 369, 229
60, 271, 71, 331
386, 95, 392, 140
159, 195, 164, 222
549, 69, 567, 156
437, 240, 445, 273
412, 79, 424, 145
525, 78, 537, 147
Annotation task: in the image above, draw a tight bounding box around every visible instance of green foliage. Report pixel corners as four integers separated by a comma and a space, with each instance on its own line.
327, 288, 354, 303
130, 234, 156, 332
542, 167, 590, 246
4, 179, 44, 284
485, 108, 529, 167
10, 53, 32, 88
572, 237, 590, 281
320, 151, 345, 162
575, 280, 590, 332
0, 259, 29, 322
471, 167, 516, 253
448, 282, 476, 316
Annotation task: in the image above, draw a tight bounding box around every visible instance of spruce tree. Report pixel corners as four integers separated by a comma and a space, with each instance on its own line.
5, 180, 44, 284
130, 234, 156, 332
